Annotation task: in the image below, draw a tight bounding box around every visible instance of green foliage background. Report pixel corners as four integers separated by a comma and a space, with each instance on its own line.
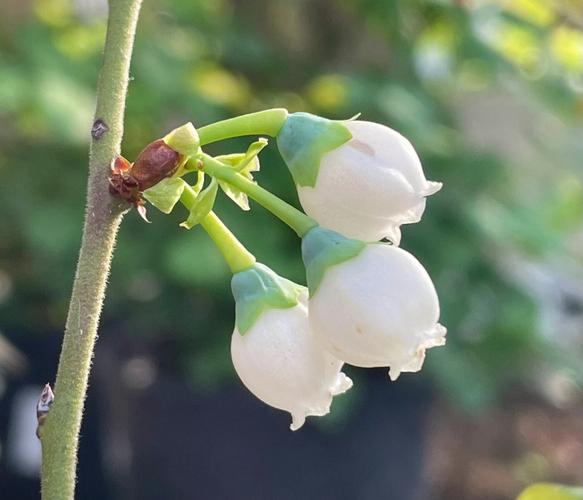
1, 0, 582, 409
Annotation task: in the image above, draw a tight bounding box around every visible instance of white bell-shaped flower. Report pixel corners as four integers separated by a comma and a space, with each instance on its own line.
277, 114, 441, 244
230, 264, 352, 430
303, 228, 445, 380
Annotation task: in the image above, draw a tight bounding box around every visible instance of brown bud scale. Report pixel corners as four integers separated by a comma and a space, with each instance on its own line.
131, 140, 181, 191
108, 139, 182, 222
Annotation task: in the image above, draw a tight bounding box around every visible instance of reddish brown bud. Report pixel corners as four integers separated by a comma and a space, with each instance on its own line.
109, 155, 140, 201
108, 139, 182, 223
111, 155, 132, 174
130, 139, 181, 191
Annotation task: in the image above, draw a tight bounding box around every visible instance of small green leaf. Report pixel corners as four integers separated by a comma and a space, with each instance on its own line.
517, 483, 583, 500
218, 180, 250, 211
235, 138, 267, 173
277, 112, 352, 187
215, 153, 246, 166
215, 139, 267, 211
143, 177, 188, 214
163, 122, 200, 157
301, 227, 366, 295
180, 178, 218, 229
231, 263, 305, 334
215, 138, 265, 176
214, 155, 252, 210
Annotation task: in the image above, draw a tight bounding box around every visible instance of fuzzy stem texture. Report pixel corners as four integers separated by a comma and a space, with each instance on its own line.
40, 1, 143, 499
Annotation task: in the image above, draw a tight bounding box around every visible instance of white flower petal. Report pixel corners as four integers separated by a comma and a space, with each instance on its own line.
421, 180, 443, 197
330, 372, 353, 396
290, 413, 306, 431
298, 120, 441, 243
309, 244, 445, 376
231, 298, 352, 430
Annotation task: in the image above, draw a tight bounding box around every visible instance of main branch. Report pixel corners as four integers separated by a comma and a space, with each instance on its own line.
40, 1, 143, 498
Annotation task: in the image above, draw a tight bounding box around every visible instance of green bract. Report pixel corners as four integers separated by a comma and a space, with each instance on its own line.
143, 177, 188, 214
233, 137, 268, 173
301, 227, 365, 295
180, 178, 218, 229
216, 158, 252, 210
215, 138, 267, 211
231, 263, 305, 334
276, 112, 352, 187
163, 122, 200, 157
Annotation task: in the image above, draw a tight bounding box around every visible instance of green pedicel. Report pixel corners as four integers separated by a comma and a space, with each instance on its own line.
198, 154, 318, 237
197, 108, 289, 145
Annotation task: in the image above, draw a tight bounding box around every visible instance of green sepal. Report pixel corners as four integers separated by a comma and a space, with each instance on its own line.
163, 122, 200, 157
143, 177, 188, 214
276, 112, 352, 187
215, 138, 267, 211
180, 177, 218, 229
231, 263, 305, 334
517, 483, 583, 500
301, 227, 366, 295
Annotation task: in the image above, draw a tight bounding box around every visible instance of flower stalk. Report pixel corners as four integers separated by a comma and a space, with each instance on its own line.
193, 154, 318, 237
197, 108, 288, 145
180, 184, 256, 273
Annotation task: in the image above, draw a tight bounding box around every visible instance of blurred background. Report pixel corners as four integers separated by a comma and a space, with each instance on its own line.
1, 0, 583, 499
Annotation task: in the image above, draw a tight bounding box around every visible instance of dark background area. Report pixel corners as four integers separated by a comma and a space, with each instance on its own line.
1, 0, 583, 499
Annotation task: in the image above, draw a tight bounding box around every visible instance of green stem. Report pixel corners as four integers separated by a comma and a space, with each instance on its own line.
40, 1, 142, 499
180, 185, 255, 273
193, 154, 318, 237
197, 108, 288, 145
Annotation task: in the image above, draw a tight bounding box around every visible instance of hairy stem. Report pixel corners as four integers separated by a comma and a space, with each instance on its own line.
40, 1, 143, 498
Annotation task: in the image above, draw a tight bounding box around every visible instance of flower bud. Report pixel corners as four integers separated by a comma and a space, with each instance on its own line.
130, 139, 181, 191
302, 227, 445, 380
278, 113, 441, 244
230, 264, 352, 430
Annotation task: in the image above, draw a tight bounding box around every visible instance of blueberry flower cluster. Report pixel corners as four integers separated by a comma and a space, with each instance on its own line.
118, 109, 445, 429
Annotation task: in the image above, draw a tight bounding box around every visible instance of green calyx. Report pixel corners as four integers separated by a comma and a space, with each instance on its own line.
276, 112, 352, 187
231, 263, 305, 334
301, 227, 366, 295
143, 177, 188, 214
